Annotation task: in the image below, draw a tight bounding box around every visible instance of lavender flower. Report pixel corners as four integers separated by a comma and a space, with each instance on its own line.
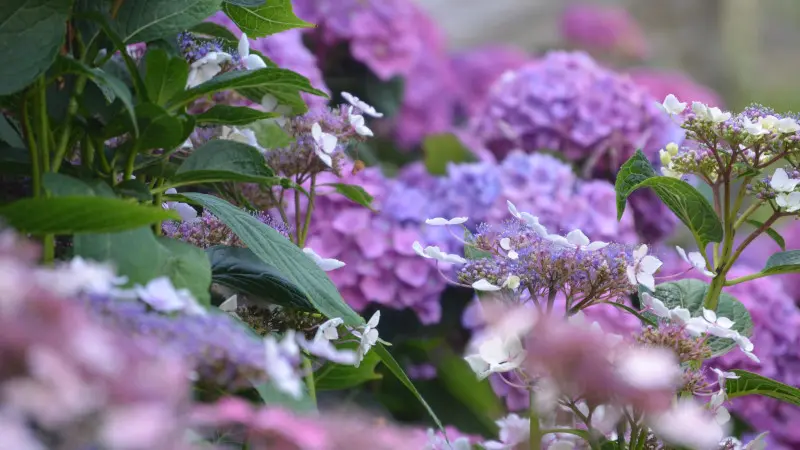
559, 4, 649, 60
163, 210, 289, 248
470, 51, 672, 178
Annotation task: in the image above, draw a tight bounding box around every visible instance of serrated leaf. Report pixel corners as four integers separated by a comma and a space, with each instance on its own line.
195, 105, 278, 125
640, 279, 753, 356
744, 219, 785, 251
762, 250, 800, 276
0, 197, 179, 234
615, 149, 657, 219
321, 183, 375, 211
0, 0, 71, 95
206, 245, 314, 310
144, 48, 190, 106
726, 369, 800, 406
170, 139, 278, 187
222, 0, 313, 37
423, 133, 476, 176
115, 0, 223, 43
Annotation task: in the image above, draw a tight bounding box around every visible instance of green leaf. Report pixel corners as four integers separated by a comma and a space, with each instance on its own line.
52, 55, 138, 136
463, 228, 492, 260
182, 193, 361, 324
254, 380, 315, 412
726, 369, 800, 406
641, 279, 753, 356
171, 139, 278, 187
194, 105, 278, 125
0, 0, 71, 95
761, 250, 800, 276
321, 183, 376, 211
745, 219, 785, 251
252, 120, 293, 148
0, 114, 24, 148
315, 342, 382, 390
143, 48, 190, 106
168, 68, 326, 114
206, 245, 314, 310
364, 75, 405, 119
115, 0, 223, 43
157, 237, 212, 305
43, 172, 97, 196
374, 344, 445, 432
115, 179, 154, 202
222, 0, 313, 37
224, 0, 267, 6
132, 103, 188, 151
188, 21, 239, 41
423, 133, 476, 176
0, 197, 179, 234
626, 176, 723, 248
615, 149, 657, 220
75, 229, 211, 305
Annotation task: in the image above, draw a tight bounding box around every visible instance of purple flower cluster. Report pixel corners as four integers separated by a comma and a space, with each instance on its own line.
178, 31, 237, 66
559, 4, 649, 60
628, 68, 724, 109
284, 166, 448, 324
450, 45, 532, 119
163, 210, 289, 248
84, 294, 271, 391
293, 0, 433, 81
470, 51, 673, 178
207, 12, 329, 108
0, 231, 195, 449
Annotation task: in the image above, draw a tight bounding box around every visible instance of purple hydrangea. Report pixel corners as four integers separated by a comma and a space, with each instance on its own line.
293, 0, 431, 81
163, 210, 289, 248
449, 45, 531, 119
207, 12, 329, 108
559, 4, 648, 60
470, 51, 673, 178
284, 166, 448, 324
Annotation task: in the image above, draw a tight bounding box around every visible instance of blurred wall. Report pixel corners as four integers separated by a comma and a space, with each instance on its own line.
418, 0, 800, 110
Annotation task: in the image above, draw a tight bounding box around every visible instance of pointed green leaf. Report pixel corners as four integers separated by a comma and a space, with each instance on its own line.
222, 0, 313, 37
170, 139, 278, 187
144, 49, 190, 106
726, 370, 800, 406
615, 149, 657, 219
745, 219, 785, 251
115, 0, 223, 43
762, 250, 800, 275
315, 341, 382, 390
423, 133, 476, 176
188, 21, 238, 41
320, 183, 376, 211
0, 0, 71, 95
195, 105, 278, 125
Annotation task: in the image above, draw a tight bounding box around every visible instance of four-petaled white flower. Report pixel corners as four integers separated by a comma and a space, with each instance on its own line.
507, 201, 548, 237
310, 123, 337, 167
626, 244, 662, 291
187, 51, 232, 88
352, 311, 381, 367
710, 367, 739, 390
296, 334, 357, 365
341, 92, 383, 118
776, 117, 800, 133
163, 188, 198, 222
303, 247, 346, 271
708, 390, 731, 425
263, 332, 303, 398
546, 229, 608, 251
742, 117, 769, 136
135, 276, 206, 316
692, 102, 731, 123
471, 278, 502, 292
315, 317, 344, 342
425, 217, 468, 226
659, 94, 687, 115
775, 192, 800, 212
499, 238, 519, 260
641, 293, 670, 318
412, 241, 467, 265
769, 168, 800, 193
237, 33, 267, 70
482, 413, 530, 450
676, 246, 715, 277
348, 107, 373, 136
464, 335, 525, 380
220, 126, 264, 153
501, 275, 521, 290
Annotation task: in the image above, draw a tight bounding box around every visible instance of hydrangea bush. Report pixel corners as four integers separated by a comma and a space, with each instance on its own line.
0, 0, 798, 449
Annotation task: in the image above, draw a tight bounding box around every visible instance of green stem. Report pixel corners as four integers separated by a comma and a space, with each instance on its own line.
299, 173, 317, 247
52, 75, 89, 172
42, 235, 55, 264
36, 77, 50, 173
22, 94, 41, 198
529, 390, 541, 450
302, 355, 317, 405
725, 271, 768, 286
733, 201, 763, 230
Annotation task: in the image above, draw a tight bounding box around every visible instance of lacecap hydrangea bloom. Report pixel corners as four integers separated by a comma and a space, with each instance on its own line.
293, 0, 434, 81
470, 51, 674, 177
559, 4, 649, 60
207, 12, 329, 108
279, 166, 448, 324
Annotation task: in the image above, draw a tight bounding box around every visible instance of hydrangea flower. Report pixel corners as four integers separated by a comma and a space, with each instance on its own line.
162, 209, 289, 248
559, 4, 649, 60
449, 45, 531, 119
628, 68, 724, 110
280, 166, 448, 324
470, 51, 672, 178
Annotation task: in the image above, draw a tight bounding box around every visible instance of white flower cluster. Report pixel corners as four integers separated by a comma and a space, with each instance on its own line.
770, 168, 800, 213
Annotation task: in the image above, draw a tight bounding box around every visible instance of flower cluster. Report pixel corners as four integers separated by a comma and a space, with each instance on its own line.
162, 209, 289, 248
178, 31, 240, 88
470, 51, 673, 177
0, 232, 196, 449
629, 68, 724, 110
559, 4, 649, 60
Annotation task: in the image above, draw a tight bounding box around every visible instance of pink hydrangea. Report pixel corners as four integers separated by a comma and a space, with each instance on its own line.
207, 12, 329, 108
450, 45, 531, 119
282, 166, 447, 324
628, 68, 724, 110
559, 4, 649, 60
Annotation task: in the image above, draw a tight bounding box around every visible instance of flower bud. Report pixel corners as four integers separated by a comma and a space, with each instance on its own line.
666, 142, 679, 156
659, 149, 672, 166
